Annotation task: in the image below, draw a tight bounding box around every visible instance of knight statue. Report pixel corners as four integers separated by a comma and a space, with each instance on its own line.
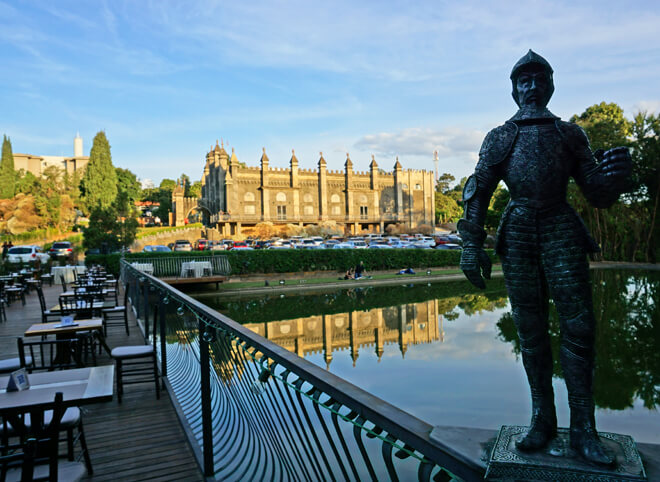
458, 50, 632, 465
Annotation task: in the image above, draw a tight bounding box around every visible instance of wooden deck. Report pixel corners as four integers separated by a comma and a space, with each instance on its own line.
0, 282, 204, 481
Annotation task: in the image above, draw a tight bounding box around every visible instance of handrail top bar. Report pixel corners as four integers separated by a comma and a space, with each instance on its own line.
121, 260, 484, 480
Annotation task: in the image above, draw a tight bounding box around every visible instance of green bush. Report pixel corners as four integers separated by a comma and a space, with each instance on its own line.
102, 248, 497, 276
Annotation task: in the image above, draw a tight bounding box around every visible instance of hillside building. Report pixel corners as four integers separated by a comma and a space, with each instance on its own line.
13, 134, 89, 178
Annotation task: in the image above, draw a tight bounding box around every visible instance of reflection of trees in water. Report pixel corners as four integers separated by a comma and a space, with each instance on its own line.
212, 278, 508, 325
496, 269, 660, 410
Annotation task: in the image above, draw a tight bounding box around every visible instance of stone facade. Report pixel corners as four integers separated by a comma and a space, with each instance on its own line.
187, 141, 435, 235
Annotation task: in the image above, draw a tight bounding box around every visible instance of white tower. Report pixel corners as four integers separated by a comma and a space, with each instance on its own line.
74, 133, 83, 157
433, 150, 439, 186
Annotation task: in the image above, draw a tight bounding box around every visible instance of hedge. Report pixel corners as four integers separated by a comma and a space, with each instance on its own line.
86, 249, 497, 277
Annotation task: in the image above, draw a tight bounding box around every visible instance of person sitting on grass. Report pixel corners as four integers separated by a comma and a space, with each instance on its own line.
354, 261, 365, 279
344, 268, 354, 280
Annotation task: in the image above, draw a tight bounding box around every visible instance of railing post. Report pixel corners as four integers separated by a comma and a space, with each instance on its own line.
159, 298, 167, 381
199, 319, 214, 476
143, 282, 150, 339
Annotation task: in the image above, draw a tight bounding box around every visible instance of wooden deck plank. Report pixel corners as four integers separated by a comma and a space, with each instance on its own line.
0, 280, 204, 481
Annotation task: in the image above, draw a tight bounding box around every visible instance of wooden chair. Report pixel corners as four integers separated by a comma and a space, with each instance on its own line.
102, 283, 129, 336
111, 304, 160, 403
0, 392, 87, 481
15, 338, 92, 475
36, 286, 60, 324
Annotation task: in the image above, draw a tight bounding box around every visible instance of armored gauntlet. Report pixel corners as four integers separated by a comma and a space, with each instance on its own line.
457, 218, 491, 289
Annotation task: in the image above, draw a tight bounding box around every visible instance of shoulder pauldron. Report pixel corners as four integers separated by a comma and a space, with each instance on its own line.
480, 122, 519, 166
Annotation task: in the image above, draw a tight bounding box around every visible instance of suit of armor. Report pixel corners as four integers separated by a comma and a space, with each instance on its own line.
459, 51, 631, 466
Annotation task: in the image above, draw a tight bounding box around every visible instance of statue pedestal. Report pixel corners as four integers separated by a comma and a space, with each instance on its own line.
486, 425, 647, 481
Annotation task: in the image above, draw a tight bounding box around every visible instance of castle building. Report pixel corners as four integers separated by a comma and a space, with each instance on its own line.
13, 134, 89, 178
185, 141, 435, 235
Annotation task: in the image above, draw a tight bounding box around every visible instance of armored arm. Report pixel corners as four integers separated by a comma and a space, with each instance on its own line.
564, 124, 631, 208
458, 130, 504, 288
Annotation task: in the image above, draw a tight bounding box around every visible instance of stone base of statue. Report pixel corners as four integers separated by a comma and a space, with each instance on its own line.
485, 425, 647, 481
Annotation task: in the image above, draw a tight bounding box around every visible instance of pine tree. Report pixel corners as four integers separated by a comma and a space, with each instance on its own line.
80, 131, 118, 213
0, 135, 16, 199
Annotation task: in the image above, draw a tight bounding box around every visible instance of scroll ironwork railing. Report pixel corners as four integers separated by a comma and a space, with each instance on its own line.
120, 260, 484, 481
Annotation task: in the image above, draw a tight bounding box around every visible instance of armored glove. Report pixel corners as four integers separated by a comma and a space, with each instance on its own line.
597, 146, 632, 182
457, 219, 491, 289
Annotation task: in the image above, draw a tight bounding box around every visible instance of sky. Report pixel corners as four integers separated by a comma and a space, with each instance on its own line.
1, 0, 659, 187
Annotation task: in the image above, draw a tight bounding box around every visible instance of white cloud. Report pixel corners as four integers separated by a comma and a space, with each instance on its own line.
354, 126, 483, 160
632, 100, 660, 114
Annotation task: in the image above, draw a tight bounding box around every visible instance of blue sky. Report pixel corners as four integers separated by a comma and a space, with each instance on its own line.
1, 0, 658, 186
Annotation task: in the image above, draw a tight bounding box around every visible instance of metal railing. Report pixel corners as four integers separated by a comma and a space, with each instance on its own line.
127, 255, 231, 278
121, 260, 484, 481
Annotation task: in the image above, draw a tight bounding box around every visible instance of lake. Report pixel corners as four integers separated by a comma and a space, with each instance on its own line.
193, 268, 660, 444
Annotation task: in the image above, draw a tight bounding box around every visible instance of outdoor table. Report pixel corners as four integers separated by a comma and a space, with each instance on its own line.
130, 262, 154, 275
51, 266, 86, 284
180, 261, 212, 278
24, 318, 111, 355
0, 365, 114, 412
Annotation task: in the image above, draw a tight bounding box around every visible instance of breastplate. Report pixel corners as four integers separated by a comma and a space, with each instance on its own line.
503, 122, 572, 203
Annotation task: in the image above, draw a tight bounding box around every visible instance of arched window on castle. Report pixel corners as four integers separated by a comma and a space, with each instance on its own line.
244, 192, 255, 202
276, 192, 287, 203
303, 193, 313, 203
330, 194, 340, 203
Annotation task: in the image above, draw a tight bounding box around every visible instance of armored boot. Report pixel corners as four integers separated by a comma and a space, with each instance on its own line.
515, 334, 557, 452
561, 338, 615, 466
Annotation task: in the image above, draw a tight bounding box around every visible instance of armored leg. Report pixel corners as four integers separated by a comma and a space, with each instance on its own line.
542, 233, 614, 466
502, 230, 557, 451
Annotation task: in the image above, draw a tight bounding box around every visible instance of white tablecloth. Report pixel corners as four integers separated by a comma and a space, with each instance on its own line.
51, 266, 86, 284
130, 262, 154, 275
180, 261, 212, 278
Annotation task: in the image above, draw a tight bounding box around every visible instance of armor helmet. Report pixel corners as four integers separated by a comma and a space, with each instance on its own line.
510, 49, 555, 107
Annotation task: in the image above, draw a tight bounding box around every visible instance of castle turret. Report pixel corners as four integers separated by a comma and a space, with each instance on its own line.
74, 133, 83, 157
317, 153, 328, 220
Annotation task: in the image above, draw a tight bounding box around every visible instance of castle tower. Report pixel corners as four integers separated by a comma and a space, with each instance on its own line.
433, 150, 439, 186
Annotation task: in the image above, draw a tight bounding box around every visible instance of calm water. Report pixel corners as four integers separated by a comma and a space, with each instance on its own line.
193, 269, 660, 444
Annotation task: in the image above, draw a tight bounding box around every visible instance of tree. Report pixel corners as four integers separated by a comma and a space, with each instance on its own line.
80, 131, 117, 213
83, 206, 138, 252
570, 103, 658, 262
0, 135, 16, 199
189, 181, 202, 199
434, 173, 463, 224
569, 102, 631, 150
115, 167, 141, 217
484, 183, 510, 232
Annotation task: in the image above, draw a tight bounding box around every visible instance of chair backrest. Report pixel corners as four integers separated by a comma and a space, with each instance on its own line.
58, 294, 93, 319
59, 275, 67, 292
0, 392, 65, 481
18, 337, 84, 372
36, 285, 47, 313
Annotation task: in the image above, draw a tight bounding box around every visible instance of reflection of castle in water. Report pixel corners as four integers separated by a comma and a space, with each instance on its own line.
243, 300, 444, 368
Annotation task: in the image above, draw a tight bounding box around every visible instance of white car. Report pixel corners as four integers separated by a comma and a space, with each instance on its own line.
349, 240, 368, 249
332, 243, 354, 249
7, 245, 51, 264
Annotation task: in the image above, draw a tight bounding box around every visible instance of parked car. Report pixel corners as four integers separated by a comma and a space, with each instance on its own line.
195, 239, 209, 251
173, 240, 192, 252
348, 240, 368, 249
7, 245, 51, 264
332, 243, 354, 249
143, 245, 172, 253
48, 241, 74, 260
435, 243, 462, 250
